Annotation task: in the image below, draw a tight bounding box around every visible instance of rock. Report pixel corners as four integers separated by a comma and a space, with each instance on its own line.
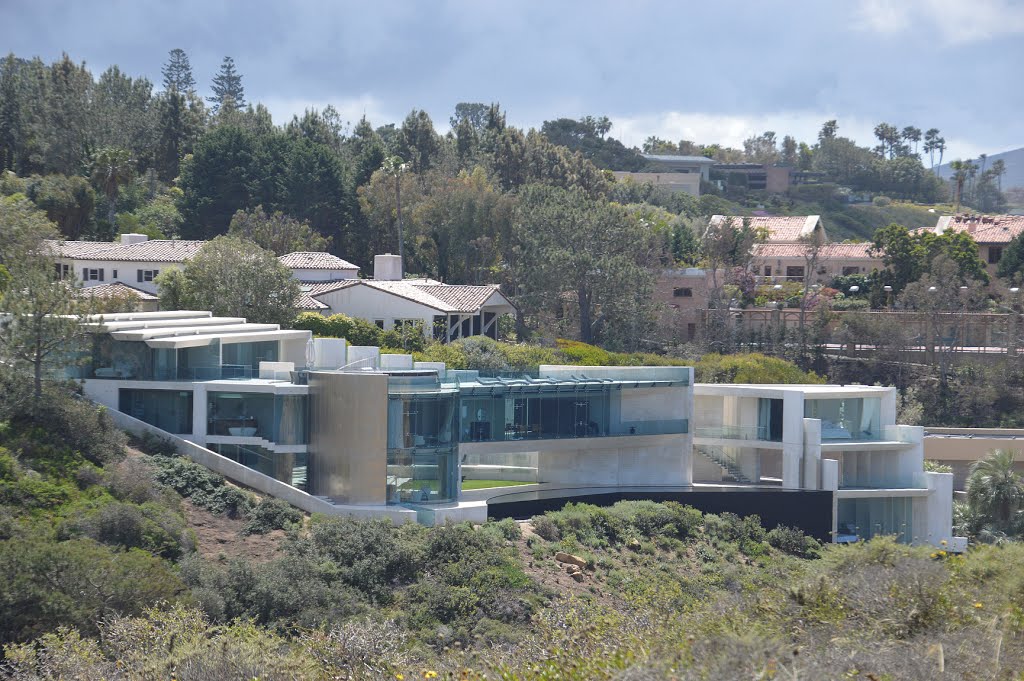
555, 551, 587, 568
570, 571, 585, 582
565, 564, 581, 575
626, 538, 641, 551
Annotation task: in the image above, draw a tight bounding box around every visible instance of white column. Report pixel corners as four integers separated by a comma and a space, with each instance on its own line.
802, 417, 822, 490
923, 471, 954, 547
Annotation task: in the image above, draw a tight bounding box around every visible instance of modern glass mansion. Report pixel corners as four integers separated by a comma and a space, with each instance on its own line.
73, 311, 956, 546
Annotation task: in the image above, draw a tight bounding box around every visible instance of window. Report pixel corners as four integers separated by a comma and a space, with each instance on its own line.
374, 320, 385, 329
112, 269, 118, 279
394, 319, 420, 329
763, 266, 772, 277
842, 266, 860, 276
785, 265, 805, 281
673, 287, 693, 298
84, 268, 104, 281
137, 269, 159, 282
54, 263, 69, 279
988, 247, 1003, 265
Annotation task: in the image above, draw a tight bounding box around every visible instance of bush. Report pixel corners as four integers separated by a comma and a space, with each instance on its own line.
873, 195, 892, 206
531, 514, 561, 541
696, 353, 824, 384
150, 456, 252, 518
58, 499, 192, 559
293, 312, 384, 347
242, 498, 303, 536
831, 297, 870, 311
767, 525, 821, 558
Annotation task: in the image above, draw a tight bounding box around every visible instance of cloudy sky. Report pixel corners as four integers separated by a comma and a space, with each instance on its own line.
3, 0, 1022, 160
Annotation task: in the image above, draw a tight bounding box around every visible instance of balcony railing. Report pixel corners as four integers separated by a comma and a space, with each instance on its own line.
694, 425, 770, 441
460, 418, 688, 444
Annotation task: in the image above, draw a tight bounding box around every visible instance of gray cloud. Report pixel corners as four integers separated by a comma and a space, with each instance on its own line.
1, 0, 1020, 156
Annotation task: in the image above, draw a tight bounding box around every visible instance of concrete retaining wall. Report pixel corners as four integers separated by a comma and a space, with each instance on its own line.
106, 407, 416, 523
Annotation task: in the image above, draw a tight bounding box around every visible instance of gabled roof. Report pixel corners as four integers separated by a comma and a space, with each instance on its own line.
278, 252, 359, 270
294, 291, 330, 310
935, 215, 1024, 245
307, 278, 515, 314
710, 215, 822, 243
77, 282, 159, 301
46, 239, 205, 263
753, 242, 877, 259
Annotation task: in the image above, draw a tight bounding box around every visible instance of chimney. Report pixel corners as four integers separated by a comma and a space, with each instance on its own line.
374, 253, 403, 281
120, 233, 149, 245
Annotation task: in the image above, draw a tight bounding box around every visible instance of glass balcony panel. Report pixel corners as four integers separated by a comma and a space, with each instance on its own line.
207, 391, 274, 438
694, 425, 768, 440
836, 497, 913, 544
805, 397, 882, 441
118, 388, 193, 434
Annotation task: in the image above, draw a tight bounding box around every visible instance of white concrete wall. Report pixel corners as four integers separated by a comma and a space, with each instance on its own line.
345, 346, 380, 370
380, 353, 414, 370
73, 258, 178, 295
106, 407, 416, 523
314, 286, 438, 330
312, 338, 347, 370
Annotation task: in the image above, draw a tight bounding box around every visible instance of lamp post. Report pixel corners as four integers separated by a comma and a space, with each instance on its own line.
1010, 287, 1021, 357
884, 285, 893, 311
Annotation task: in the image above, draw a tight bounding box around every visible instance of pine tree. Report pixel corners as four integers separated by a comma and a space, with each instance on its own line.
208, 56, 245, 113
161, 48, 195, 93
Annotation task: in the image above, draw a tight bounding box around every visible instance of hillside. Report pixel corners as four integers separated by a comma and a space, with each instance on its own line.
937, 145, 1024, 190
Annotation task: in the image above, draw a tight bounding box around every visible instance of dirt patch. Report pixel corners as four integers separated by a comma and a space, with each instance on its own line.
514, 521, 620, 607
183, 499, 288, 564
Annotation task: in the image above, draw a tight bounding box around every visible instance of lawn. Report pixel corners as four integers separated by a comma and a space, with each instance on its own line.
460, 479, 535, 490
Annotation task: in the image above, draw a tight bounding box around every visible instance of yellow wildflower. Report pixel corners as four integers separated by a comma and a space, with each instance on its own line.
974, 602, 983, 609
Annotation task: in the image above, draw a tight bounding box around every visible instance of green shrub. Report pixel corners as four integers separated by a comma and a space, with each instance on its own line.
767, 525, 821, 558
696, 352, 824, 384
481, 517, 522, 542
150, 456, 252, 518
831, 297, 870, 311
531, 514, 561, 541
57, 499, 191, 559
293, 312, 384, 346
242, 498, 303, 536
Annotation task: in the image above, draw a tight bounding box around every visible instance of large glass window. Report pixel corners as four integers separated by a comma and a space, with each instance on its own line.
459, 391, 612, 442
178, 340, 221, 380
386, 392, 458, 504
221, 340, 278, 377
118, 389, 193, 434
805, 397, 881, 441
209, 443, 306, 490
208, 391, 306, 444
836, 497, 913, 544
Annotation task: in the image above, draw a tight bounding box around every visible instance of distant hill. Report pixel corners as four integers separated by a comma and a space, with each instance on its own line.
937, 145, 1024, 189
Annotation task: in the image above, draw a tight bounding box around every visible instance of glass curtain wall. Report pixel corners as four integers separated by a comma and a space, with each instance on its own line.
222, 341, 279, 376
209, 443, 307, 490
118, 389, 193, 434
386, 392, 458, 504
459, 390, 612, 442
207, 392, 306, 444
805, 397, 881, 441
836, 497, 913, 544
178, 341, 221, 380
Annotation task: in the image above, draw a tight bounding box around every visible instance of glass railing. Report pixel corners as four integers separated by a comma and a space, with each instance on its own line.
694, 425, 770, 440
460, 418, 687, 443
190, 365, 254, 381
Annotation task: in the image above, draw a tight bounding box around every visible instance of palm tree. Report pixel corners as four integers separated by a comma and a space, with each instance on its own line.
966, 449, 1024, 530
950, 159, 977, 212
91, 147, 136, 227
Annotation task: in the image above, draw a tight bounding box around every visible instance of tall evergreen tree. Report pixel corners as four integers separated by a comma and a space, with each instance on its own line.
161, 48, 195, 93
208, 56, 245, 113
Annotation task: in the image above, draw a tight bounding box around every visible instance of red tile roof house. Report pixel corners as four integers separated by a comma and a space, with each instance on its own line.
50, 237, 515, 341
706, 215, 884, 284
933, 214, 1024, 277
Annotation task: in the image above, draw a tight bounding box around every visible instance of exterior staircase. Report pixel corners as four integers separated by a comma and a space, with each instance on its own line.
696, 446, 752, 484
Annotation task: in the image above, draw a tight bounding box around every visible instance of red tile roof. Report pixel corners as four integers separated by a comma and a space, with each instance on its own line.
753, 242, 877, 259
936, 215, 1024, 245
47, 239, 205, 262
78, 282, 159, 301
278, 252, 359, 270
710, 215, 821, 242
